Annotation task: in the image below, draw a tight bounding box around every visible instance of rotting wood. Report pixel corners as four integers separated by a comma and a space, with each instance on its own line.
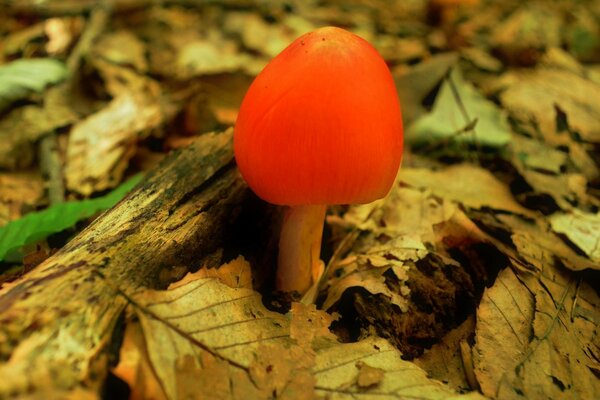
0, 128, 247, 398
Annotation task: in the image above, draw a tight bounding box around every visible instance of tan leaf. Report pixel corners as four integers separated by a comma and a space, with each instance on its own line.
400, 164, 533, 216
93, 31, 148, 72
112, 320, 167, 400
496, 68, 600, 144
126, 260, 480, 399
498, 214, 599, 272
192, 255, 254, 289
472, 268, 534, 396
290, 302, 338, 348
550, 210, 600, 262
415, 316, 477, 392
0, 171, 44, 226
355, 361, 385, 388
65, 91, 163, 195
314, 337, 486, 399
176, 38, 251, 77
472, 266, 600, 399
0, 104, 77, 170
249, 344, 315, 399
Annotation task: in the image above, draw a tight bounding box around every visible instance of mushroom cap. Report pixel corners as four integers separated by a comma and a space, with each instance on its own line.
234, 26, 403, 205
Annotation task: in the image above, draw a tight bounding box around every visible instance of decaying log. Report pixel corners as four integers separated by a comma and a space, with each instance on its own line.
0, 129, 248, 397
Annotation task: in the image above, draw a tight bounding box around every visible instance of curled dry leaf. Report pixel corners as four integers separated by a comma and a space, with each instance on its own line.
65, 90, 163, 195
325, 181, 499, 358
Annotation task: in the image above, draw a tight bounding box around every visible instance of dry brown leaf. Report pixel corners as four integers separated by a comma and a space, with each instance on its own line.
249, 344, 316, 400
193, 255, 253, 289
400, 164, 533, 216
127, 260, 482, 399
93, 31, 148, 72
176, 33, 253, 77
497, 214, 599, 272
472, 268, 534, 397
355, 361, 385, 388
550, 210, 600, 262
224, 12, 313, 58
0, 104, 77, 170
415, 316, 477, 392
314, 337, 486, 399
322, 253, 412, 312
112, 320, 167, 400
65, 91, 163, 195
496, 68, 600, 144
0, 171, 44, 227
472, 266, 600, 399
290, 302, 338, 348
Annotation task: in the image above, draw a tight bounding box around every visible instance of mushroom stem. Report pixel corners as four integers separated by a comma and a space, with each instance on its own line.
276, 204, 327, 293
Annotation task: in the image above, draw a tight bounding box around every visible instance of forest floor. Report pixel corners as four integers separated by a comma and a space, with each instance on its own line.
0, 0, 599, 399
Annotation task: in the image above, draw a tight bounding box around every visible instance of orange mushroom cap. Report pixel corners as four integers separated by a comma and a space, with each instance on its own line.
234, 26, 403, 206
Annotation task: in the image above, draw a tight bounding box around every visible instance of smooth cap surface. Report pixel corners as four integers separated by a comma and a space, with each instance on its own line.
234, 27, 403, 205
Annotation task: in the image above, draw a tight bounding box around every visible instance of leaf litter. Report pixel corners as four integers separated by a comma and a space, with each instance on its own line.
0, 1, 599, 399
113, 259, 485, 400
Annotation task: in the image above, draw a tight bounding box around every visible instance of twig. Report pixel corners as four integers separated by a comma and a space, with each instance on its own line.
38, 134, 64, 204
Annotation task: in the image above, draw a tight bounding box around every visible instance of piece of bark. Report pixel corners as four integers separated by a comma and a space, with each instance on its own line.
0, 129, 247, 397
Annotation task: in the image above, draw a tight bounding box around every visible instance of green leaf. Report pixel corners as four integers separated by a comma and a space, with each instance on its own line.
407, 68, 511, 149
0, 58, 69, 112
0, 174, 143, 262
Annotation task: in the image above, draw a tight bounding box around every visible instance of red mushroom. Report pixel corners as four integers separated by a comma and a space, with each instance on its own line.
234, 26, 403, 293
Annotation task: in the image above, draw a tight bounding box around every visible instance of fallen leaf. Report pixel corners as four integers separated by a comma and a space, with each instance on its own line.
0, 104, 77, 170
355, 361, 385, 388
176, 37, 251, 77
497, 213, 599, 272
415, 316, 477, 392
126, 260, 482, 399
473, 266, 600, 399
112, 320, 167, 400
314, 337, 486, 399
0, 171, 44, 227
490, 4, 562, 65
192, 255, 254, 289
394, 52, 458, 124
65, 91, 162, 195
472, 268, 534, 397
495, 68, 600, 144
407, 68, 511, 149
225, 12, 313, 58
550, 210, 600, 262
400, 164, 532, 216
0, 58, 68, 112
93, 31, 148, 72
